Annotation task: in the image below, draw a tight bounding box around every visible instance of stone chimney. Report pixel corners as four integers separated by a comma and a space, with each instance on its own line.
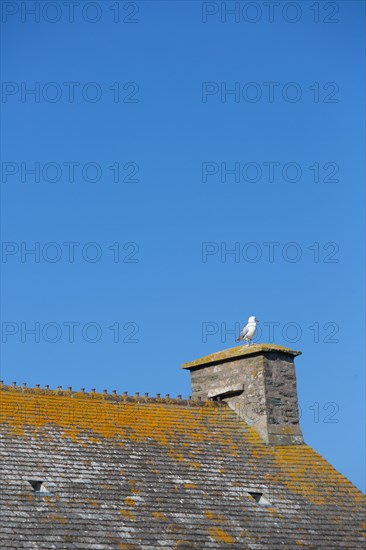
182, 344, 303, 445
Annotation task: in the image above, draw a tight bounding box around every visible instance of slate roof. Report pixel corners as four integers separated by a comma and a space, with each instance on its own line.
0, 383, 365, 549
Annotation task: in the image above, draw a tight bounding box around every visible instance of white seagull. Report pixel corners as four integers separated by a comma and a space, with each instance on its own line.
236, 315, 259, 346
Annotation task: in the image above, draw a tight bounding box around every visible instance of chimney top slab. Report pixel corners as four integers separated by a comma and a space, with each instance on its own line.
182, 343, 301, 370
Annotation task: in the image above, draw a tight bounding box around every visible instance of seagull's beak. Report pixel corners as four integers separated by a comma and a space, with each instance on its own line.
256, 319, 260, 323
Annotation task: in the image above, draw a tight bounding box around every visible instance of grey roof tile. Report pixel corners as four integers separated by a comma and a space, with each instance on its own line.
0, 384, 365, 548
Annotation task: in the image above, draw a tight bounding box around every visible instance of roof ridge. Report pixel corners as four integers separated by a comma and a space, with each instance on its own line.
0, 381, 220, 407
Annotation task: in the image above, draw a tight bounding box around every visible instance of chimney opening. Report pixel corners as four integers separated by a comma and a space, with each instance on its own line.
248, 491, 271, 507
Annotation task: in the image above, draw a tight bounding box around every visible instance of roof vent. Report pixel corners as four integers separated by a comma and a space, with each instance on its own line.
28, 480, 51, 496
248, 492, 271, 507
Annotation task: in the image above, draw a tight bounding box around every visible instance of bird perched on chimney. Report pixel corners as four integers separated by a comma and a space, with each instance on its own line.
236, 316, 259, 346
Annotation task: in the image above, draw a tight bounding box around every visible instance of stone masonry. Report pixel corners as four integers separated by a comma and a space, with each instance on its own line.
182, 343, 303, 445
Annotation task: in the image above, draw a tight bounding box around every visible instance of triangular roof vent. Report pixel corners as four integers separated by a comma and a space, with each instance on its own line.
248, 492, 272, 507
28, 480, 51, 496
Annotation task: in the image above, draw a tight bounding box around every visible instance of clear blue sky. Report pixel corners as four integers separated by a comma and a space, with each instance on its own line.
1, 1, 365, 492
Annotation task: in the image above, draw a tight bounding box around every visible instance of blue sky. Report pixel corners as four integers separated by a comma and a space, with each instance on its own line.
1, 1, 365, 492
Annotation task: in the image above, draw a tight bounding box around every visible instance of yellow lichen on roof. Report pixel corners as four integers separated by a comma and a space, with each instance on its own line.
208, 527, 235, 544
47, 513, 69, 525
1, 384, 365, 516
273, 445, 365, 505
231, 424, 366, 509
204, 511, 225, 523
119, 509, 136, 520
0, 389, 245, 457
152, 511, 167, 520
